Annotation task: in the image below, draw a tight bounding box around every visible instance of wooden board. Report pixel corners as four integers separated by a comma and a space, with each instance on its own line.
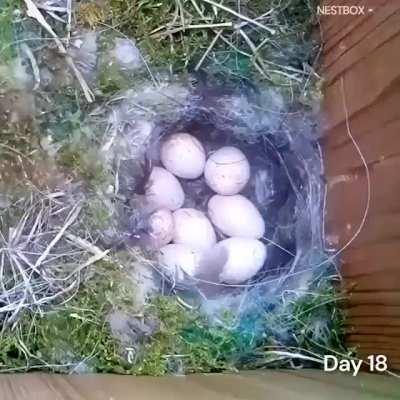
322, 0, 400, 370
0, 371, 398, 400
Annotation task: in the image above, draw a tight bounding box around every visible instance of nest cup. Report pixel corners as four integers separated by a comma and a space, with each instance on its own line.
122, 86, 325, 299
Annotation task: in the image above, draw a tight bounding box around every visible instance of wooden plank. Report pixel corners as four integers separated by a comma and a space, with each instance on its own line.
345, 317, 400, 327
346, 291, 400, 306
349, 342, 400, 351
346, 325, 400, 336
319, 0, 359, 33
321, 3, 400, 357
321, 34, 400, 133
323, 81, 400, 149
322, 0, 393, 55
355, 348, 400, 357
347, 305, 400, 318
347, 334, 400, 346
324, 172, 367, 249
344, 272, 400, 292
321, 0, 366, 40
1, 371, 399, 400
340, 241, 400, 277
322, 0, 393, 57
287, 369, 399, 396
325, 157, 400, 230
326, 211, 400, 250
342, 262, 397, 279
357, 355, 400, 369
325, 20, 400, 88
323, 5, 400, 82
325, 118, 400, 177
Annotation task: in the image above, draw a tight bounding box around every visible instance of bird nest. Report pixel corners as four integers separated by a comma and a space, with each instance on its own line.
97, 81, 328, 304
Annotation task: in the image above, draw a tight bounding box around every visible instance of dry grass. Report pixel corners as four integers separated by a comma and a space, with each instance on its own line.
0, 188, 109, 327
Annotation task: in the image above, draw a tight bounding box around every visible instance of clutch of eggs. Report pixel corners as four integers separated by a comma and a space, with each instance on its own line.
144, 133, 266, 284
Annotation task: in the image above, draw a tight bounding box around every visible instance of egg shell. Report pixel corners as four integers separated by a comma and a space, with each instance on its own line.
204, 146, 250, 195
161, 133, 206, 179
214, 238, 266, 284
145, 166, 185, 211
208, 194, 265, 238
158, 243, 202, 281
172, 208, 216, 251
148, 209, 174, 248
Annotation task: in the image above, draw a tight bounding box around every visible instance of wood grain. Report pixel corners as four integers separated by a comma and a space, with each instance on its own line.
0, 371, 399, 400
346, 292, 400, 307
323, 3, 399, 83
322, 1, 400, 369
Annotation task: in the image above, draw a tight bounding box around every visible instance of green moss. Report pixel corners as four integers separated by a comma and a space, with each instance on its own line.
0, 0, 19, 62
39, 88, 87, 141
54, 108, 111, 188
0, 279, 242, 374
58, 143, 110, 187
0, 271, 346, 374
97, 58, 133, 95
247, 275, 349, 369
0, 261, 135, 373
84, 196, 113, 230
134, 297, 246, 375
288, 280, 347, 354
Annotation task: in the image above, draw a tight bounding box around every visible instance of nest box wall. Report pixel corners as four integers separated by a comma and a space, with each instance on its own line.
321, 0, 400, 369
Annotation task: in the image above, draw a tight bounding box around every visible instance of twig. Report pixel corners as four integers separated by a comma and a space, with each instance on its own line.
239, 29, 270, 79
200, 0, 275, 34
195, 30, 222, 71
65, 232, 110, 259
65, 56, 95, 102
23, 0, 95, 102
21, 43, 40, 90
66, 0, 72, 45
46, 11, 66, 23
260, 350, 324, 364
23, 0, 66, 54
64, 249, 111, 280
36, 5, 67, 12
33, 203, 82, 269
262, 236, 296, 257
151, 22, 233, 37
175, 0, 186, 31
0, 144, 34, 164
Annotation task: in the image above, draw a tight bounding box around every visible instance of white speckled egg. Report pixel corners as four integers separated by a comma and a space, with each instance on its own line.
148, 209, 174, 248
145, 166, 185, 211
160, 133, 206, 179
208, 194, 265, 238
172, 208, 216, 251
214, 238, 266, 284
204, 146, 250, 195
158, 243, 202, 281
